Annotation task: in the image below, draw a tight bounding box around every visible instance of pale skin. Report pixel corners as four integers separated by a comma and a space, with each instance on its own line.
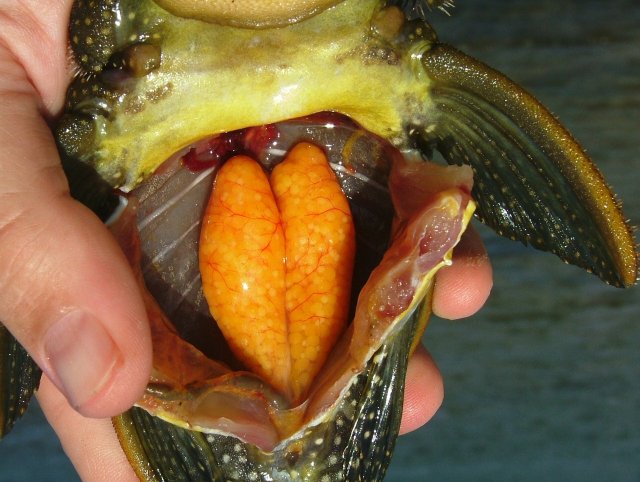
0, 1, 493, 480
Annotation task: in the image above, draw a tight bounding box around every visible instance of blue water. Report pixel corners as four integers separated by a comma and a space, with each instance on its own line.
1, 1, 639, 480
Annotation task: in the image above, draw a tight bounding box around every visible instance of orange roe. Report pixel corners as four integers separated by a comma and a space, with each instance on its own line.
199, 143, 355, 402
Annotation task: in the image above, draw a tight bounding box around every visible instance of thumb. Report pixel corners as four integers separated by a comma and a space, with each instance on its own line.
0, 87, 151, 420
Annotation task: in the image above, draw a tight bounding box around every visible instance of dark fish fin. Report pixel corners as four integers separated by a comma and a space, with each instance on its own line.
0, 324, 41, 438
114, 408, 225, 481
340, 297, 419, 481
114, 303, 422, 481
389, 0, 455, 19
416, 44, 637, 287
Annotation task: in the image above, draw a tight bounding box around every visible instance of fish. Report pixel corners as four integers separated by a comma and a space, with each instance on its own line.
1, 1, 637, 480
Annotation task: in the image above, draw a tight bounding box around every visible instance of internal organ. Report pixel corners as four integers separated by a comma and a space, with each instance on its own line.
199, 143, 355, 402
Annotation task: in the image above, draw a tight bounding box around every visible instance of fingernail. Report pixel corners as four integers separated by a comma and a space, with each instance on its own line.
44, 310, 121, 410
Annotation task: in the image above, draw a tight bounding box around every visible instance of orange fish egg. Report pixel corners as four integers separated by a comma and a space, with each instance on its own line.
199, 143, 355, 402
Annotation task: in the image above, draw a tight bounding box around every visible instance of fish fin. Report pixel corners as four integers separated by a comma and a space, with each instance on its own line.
416, 44, 637, 287
340, 299, 421, 481
0, 324, 41, 438
115, 408, 228, 481
390, 0, 455, 19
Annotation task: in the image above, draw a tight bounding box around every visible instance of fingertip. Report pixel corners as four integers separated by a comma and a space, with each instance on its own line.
432, 226, 493, 320
1, 196, 151, 418
399, 345, 444, 435
46, 200, 153, 418
60, 306, 151, 419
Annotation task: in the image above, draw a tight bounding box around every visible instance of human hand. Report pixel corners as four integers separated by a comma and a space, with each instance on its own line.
0, 1, 492, 480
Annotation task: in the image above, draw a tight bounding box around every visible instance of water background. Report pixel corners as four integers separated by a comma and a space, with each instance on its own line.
1, 0, 638, 480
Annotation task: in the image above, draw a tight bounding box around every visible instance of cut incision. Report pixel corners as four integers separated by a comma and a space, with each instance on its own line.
199, 143, 355, 402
